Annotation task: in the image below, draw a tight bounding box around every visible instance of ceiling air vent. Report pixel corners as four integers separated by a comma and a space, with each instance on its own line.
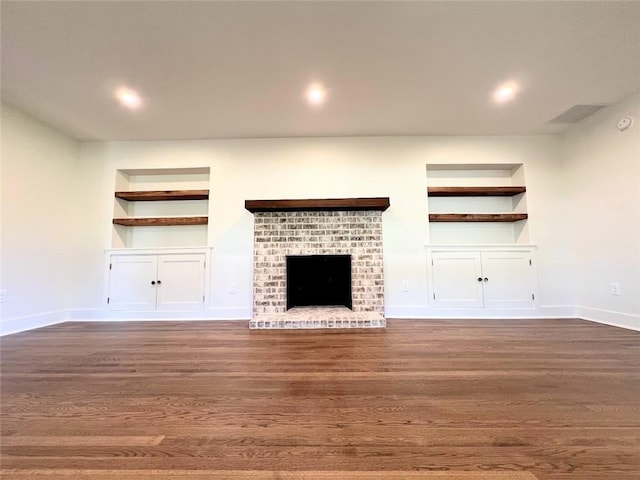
549, 104, 607, 124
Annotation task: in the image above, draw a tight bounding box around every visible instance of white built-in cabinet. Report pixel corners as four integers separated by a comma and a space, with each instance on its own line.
106, 248, 210, 312
426, 163, 537, 311
106, 167, 212, 314
429, 247, 537, 309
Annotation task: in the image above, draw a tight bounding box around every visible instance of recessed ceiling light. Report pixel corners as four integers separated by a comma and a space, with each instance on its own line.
305, 83, 327, 106
115, 87, 142, 109
493, 82, 519, 103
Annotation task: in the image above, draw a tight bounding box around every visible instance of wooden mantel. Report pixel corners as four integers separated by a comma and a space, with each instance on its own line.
244, 197, 390, 213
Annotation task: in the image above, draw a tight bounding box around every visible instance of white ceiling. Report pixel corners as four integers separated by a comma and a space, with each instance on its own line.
2, 1, 640, 141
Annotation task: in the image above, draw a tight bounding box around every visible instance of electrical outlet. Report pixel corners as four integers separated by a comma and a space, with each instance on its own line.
229, 282, 237, 294
401, 280, 409, 292
0, 289, 6, 303
610, 283, 621, 296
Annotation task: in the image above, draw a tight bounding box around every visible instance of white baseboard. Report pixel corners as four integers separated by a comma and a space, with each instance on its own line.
384, 304, 431, 318
536, 305, 577, 317
5, 305, 635, 334
69, 307, 251, 322
68, 308, 106, 320
209, 306, 253, 319
385, 304, 576, 319
0, 309, 69, 336
575, 306, 640, 332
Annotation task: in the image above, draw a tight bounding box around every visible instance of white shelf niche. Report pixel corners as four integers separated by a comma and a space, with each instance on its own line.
426, 164, 529, 245
113, 167, 210, 249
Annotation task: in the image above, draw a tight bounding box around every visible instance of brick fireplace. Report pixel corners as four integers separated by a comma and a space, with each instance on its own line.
245, 198, 389, 329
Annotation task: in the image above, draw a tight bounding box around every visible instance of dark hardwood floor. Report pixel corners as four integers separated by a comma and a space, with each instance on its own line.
1, 319, 639, 479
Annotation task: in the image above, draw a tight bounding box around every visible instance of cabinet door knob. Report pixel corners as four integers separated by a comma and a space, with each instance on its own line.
484, 277, 488, 282
157, 280, 162, 285
151, 281, 156, 285
477, 277, 483, 282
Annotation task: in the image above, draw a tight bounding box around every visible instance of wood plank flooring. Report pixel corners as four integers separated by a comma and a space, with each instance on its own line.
1, 319, 639, 480
0, 470, 539, 479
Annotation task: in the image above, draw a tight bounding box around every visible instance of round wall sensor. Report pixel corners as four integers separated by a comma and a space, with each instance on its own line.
617, 117, 633, 131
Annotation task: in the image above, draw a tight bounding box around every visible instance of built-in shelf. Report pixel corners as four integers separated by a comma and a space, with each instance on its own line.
112, 168, 210, 249
245, 197, 390, 213
115, 190, 209, 201
429, 213, 528, 223
113, 217, 208, 227
427, 186, 526, 197
426, 164, 530, 244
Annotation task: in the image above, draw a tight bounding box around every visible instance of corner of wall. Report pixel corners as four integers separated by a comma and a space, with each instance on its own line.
1, 105, 81, 334
560, 93, 640, 328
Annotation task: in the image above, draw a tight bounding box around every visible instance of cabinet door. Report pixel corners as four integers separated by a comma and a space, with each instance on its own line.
481, 251, 535, 309
156, 254, 206, 311
108, 255, 158, 311
431, 252, 484, 308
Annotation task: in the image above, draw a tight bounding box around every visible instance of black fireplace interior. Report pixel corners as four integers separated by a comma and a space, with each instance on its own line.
286, 255, 352, 310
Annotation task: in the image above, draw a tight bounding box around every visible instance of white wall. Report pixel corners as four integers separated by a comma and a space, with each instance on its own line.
0, 104, 80, 334
561, 93, 640, 330
8, 99, 637, 332
75, 135, 570, 320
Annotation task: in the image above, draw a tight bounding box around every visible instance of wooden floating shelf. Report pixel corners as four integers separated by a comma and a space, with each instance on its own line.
113, 217, 208, 227
245, 197, 390, 213
428, 186, 526, 197
115, 190, 209, 201
429, 213, 528, 223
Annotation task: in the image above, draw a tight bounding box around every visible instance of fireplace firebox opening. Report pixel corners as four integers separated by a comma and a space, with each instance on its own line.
286, 255, 352, 310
